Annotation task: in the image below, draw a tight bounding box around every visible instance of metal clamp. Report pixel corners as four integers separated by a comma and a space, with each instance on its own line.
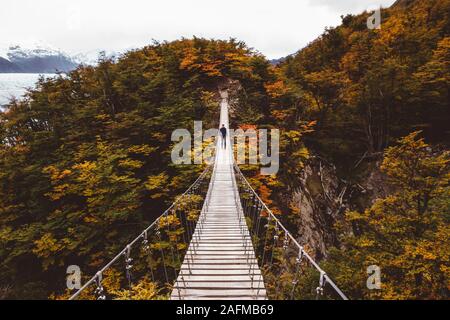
316, 271, 327, 298
94, 272, 106, 300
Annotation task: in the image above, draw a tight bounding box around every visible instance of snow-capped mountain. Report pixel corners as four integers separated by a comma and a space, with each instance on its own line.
0, 41, 78, 73
0, 41, 127, 73
72, 49, 119, 66
6, 41, 62, 59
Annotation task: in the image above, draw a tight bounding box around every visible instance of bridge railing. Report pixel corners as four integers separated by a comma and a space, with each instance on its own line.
233, 163, 349, 300
69, 164, 213, 300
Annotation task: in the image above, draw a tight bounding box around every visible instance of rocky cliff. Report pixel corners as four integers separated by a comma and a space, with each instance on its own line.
287, 156, 392, 259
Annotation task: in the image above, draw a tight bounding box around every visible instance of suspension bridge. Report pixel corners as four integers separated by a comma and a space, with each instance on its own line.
69, 90, 348, 301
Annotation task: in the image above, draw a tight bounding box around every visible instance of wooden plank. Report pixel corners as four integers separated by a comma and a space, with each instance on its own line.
172, 296, 266, 300
179, 269, 259, 275
173, 289, 267, 297
176, 281, 264, 289
191, 245, 252, 249
181, 275, 263, 281
171, 96, 266, 300
182, 264, 257, 269
185, 251, 254, 255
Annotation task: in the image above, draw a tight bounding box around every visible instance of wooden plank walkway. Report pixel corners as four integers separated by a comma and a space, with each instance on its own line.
171, 91, 266, 300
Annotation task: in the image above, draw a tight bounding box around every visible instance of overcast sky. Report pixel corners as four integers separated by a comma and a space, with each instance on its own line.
0, 0, 396, 59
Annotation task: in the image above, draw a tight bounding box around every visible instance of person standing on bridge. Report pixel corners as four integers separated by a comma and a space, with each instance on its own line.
220, 124, 227, 149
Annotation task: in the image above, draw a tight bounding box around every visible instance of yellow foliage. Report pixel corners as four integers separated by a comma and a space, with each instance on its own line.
145, 173, 169, 199
33, 233, 64, 258
264, 80, 289, 98
118, 159, 144, 169
112, 277, 162, 300
127, 144, 156, 156
270, 110, 289, 122
330, 132, 450, 299
83, 216, 99, 224
179, 46, 200, 71
32, 233, 70, 270
158, 214, 180, 229
43, 166, 72, 181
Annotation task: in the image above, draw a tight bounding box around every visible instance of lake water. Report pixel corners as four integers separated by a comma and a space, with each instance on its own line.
0, 73, 56, 108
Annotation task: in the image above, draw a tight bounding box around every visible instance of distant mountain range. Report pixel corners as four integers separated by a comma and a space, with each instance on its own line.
0, 41, 294, 72
0, 42, 117, 73
269, 55, 291, 66
0, 42, 78, 73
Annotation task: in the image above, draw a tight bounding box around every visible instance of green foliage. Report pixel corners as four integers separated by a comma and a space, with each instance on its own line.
0, 38, 267, 298
232, 1, 450, 300
0, 1, 448, 300
323, 132, 449, 299
280, 0, 450, 174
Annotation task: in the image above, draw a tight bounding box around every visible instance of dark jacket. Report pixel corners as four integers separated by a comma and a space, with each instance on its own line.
220, 127, 227, 137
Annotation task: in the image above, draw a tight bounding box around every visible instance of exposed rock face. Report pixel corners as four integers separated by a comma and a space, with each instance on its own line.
223, 78, 390, 260
289, 157, 347, 259
288, 157, 390, 260
364, 162, 392, 203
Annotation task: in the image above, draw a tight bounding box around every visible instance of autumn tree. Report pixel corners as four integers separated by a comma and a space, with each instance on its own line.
324, 132, 449, 299
0, 38, 272, 298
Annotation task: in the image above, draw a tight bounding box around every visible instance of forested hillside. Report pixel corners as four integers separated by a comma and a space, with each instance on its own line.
0, 39, 278, 298
268, 0, 449, 299
274, 0, 450, 171
0, 0, 448, 300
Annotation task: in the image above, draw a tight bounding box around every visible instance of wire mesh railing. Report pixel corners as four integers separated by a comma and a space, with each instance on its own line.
68, 134, 348, 300
233, 163, 349, 300
69, 164, 213, 300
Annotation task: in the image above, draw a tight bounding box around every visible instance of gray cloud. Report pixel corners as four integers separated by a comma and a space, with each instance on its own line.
308, 0, 396, 13
0, 0, 397, 60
